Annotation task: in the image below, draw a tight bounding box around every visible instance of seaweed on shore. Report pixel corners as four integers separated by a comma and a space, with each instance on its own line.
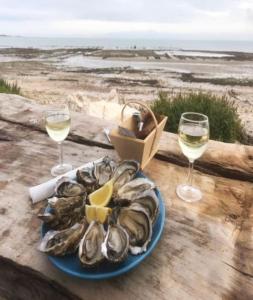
104, 77, 161, 87
181, 73, 253, 87
66, 67, 144, 75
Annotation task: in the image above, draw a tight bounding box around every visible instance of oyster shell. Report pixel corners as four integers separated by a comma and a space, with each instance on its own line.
76, 166, 98, 193
94, 156, 116, 186
48, 195, 85, 216
101, 224, 129, 263
55, 177, 86, 197
116, 204, 152, 255
78, 221, 105, 267
38, 195, 86, 230
115, 190, 159, 224
38, 207, 86, 230
112, 160, 140, 193
116, 178, 155, 200
38, 222, 88, 256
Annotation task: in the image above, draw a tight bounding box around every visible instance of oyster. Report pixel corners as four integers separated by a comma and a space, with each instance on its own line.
116, 204, 152, 255
38, 195, 86, 230
38, 207, 86, 230
48, 195, 85, 216
79, 221, 105, 267
76, 166, 98, 193
112, 160, 140, 193
38, 222, 88, 256
55, 177, 86, 197
94, 156, 116, 186
101, 212, 129, 263
115, 190, 159, 224
116, 178, 155, 200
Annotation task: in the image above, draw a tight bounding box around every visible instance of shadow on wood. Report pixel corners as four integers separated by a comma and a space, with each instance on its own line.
0, 256, 81, 300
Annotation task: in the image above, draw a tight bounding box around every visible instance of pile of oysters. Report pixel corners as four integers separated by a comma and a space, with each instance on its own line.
38, 157, 159, 267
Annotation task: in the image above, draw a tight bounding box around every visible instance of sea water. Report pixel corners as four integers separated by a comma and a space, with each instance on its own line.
0, 36, 253, 52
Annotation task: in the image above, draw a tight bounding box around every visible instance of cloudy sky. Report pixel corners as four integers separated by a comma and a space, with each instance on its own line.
0, 0, 253, 39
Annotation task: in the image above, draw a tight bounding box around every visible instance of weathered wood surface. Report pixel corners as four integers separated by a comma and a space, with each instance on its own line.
0, 94, 252, 182
0, 95, 253, 300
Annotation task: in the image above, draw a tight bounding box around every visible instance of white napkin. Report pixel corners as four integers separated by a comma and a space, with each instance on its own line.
29, 158, 102, 204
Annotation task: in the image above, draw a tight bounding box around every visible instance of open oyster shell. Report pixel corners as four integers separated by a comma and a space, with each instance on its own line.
112, 160, 140, 193
116, 204, 152, 255
114, 190, 159, 224
94, 156, 116, 186
38, 195, 86, 230
76, 166, 98, 194
78, 221, 105, 267
55, 177, 86, 197
38, 221, 88, 256
101, 223, 129, 263
48, 195, 85, 216
116, 177, 155, 200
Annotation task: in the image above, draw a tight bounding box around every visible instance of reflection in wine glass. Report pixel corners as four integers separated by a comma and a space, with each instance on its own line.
176, 112, 209, 202
45, 105, 72, 177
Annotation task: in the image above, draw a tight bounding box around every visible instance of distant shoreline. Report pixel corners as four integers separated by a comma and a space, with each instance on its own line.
0, 36, 252, 53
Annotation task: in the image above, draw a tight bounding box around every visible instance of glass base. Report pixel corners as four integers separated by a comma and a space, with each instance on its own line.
51, 163, 72, 177
176, 184, 202, 202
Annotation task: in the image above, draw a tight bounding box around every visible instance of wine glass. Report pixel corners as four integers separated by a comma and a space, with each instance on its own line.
45, 105, 72, 176
176, 112, 209, 202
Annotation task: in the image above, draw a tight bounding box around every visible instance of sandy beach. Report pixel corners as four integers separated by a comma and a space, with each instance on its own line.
1, 47, 253, 140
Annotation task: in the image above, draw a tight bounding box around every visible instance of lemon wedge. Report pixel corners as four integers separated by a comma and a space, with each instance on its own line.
89, 179, 113, 207
85, 205, 111, 224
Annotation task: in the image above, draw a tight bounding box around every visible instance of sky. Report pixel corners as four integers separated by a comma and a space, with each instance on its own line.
0, 0, 253, 40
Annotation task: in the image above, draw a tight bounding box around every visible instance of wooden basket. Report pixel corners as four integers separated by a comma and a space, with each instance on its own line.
109, 101, 167, 169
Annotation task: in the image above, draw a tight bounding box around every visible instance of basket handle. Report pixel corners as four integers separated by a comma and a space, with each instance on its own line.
120, 100, 158, 157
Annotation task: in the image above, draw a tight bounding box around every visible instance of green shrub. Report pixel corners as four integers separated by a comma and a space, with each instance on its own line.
151, 91, 246, 143
0, 79, 21, 94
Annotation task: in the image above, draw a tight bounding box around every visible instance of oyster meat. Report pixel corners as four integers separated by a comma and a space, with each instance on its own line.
39, 221, 88, 256
48, 195, 85, 216
115, 190, 159, 224
38, 195, 86, 230
116, 177, 155, 200
79, 221, 105, 267
94, 156, 116, 186
116, 204, 152, 255
112, 160, 140, 193
76, 166, 98, 193
55, 177, 86, 197
101, 223, 129, 263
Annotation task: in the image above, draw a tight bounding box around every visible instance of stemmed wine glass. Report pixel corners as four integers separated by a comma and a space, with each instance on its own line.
45, 105, 72, 176
176, 112, 209, 202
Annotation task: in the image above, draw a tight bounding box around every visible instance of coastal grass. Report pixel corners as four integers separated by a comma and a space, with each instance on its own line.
181, 73, 253, 87
0, 79, 21, 94
151, 91, 246, 143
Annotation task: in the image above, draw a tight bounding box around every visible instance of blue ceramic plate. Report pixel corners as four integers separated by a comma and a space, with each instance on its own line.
41, 172, 166, 280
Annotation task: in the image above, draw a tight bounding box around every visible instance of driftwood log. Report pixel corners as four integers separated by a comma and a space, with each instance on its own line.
0, 94, 252, 300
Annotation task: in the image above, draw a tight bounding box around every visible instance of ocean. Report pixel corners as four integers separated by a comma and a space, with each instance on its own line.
0, 36, 253, 52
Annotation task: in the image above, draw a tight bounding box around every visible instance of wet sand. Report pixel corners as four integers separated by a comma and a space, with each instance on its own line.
0, 47, 253, 140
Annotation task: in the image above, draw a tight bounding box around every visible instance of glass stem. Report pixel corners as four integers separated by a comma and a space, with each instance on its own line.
187, 160, 194, 186
58, 142, 63, 167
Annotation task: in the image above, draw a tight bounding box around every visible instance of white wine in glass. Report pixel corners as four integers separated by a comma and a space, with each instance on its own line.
176, 112, 209, 202
45, 106, 72, 176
